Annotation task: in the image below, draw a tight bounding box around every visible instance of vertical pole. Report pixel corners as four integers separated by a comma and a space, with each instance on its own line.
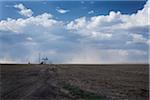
39, 53, 41, 64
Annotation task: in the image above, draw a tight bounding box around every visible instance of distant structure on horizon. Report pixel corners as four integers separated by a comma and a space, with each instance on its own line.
38, 53, 51, 64
41, 57, 48, 64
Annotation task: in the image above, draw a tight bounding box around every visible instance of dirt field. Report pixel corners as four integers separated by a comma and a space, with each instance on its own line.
0, 64, 149, 100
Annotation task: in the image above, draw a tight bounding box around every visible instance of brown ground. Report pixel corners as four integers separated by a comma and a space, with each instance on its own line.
0, 64, 149, 100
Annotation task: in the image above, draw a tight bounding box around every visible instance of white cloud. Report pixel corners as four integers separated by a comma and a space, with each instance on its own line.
56, 8, 70, 14
88, 10, 94, 14
0, 13, 60, 33
3, 1, 149, 42
131, 33, 147, 43
66, 14, 118, 39
14, 3, 33, 17
91, 31, 112, 40
66, 1, 149, 42
67, 17, 87, 30
26, 37, 33, 41
119, 0, 149, 29
126, 33, 149, 45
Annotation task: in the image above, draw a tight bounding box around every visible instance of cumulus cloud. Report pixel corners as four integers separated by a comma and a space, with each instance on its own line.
0, 13, 60, 33
66, 0, 149, 44
56, 8, 70, 14
14, 3, 33, 17
0, 1, 149, 64
88, 10, 94, 14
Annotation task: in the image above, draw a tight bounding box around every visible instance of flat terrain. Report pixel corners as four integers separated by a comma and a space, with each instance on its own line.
0, 64, 149, 100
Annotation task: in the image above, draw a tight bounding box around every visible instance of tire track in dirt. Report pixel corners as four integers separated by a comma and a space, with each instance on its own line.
1, 65, 50, 100
20, 65, 66, 100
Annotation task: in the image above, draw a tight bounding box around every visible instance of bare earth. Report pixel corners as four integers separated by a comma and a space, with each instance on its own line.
0, 64, 149, 100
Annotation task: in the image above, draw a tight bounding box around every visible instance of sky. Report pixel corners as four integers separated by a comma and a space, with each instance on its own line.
0, 0, 149, 64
